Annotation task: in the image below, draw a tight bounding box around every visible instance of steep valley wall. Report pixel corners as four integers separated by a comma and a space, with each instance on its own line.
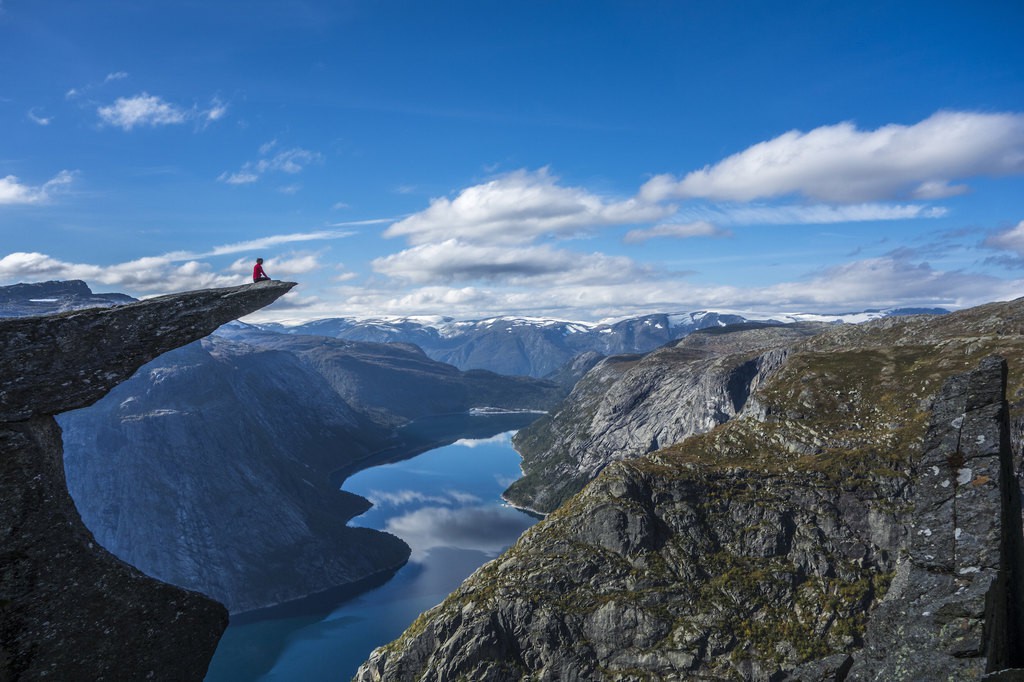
357, 299, 1024, 681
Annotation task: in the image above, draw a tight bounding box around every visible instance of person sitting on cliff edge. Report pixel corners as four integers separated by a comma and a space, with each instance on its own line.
253, 257, 271, 283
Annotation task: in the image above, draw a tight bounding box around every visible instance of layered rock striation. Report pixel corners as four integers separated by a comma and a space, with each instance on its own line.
357, 298, 1024, 681
0, 281, 293, 681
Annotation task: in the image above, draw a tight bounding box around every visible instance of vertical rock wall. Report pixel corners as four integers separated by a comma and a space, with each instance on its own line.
0, 282, 294, 680
1, 417, 227, 680
848, 356, 1024, 679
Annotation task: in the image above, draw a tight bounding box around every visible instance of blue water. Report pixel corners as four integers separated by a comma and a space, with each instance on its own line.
206, 416, 538, 681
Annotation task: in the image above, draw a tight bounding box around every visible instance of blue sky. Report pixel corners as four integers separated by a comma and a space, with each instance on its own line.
2, 1, 1023, 323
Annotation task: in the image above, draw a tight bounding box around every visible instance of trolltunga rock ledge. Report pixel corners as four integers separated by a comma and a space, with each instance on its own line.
0, 281, 294, 681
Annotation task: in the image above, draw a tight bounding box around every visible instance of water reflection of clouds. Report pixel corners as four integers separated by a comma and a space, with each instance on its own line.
386, 505, 535, 561
446, 490, 482, 504
453, 431, 514, 448
367, 489, 481, 508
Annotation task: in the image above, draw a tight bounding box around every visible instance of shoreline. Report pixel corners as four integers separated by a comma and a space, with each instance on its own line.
229, 558, 409, 623
230, 410, 545, 622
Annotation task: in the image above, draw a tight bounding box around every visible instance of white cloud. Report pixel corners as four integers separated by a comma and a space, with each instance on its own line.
983, 220, 1024, 256
27, 108, 52, 126
753, 256, 1022, 310
385, 168, 672, 246
640, 111, 1024, 203
0, 170, 74, 205
373, 239, 649, 286
228, 251, 322, 277
219, 144, 322, 185
0, 251, 239, 292
327, 218, 396, 227
105, 71, 129, 82
624, 220, 729, 243
98, 93, 187, 130
198, 230, 353, 258
258, 148, 320, 174
219, 171, 259, 185
204, 97, 228, 123
263, 245, 1024, 324
677, 202, 947, 226
446, 490, 483, 504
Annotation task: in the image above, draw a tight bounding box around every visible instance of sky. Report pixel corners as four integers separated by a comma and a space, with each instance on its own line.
2, 1, 1023, 324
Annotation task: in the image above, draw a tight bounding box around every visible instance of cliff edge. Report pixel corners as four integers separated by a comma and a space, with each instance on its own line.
0, 281, 294, 680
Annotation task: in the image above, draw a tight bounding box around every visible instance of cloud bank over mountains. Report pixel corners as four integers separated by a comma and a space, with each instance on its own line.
3, 110, 1024, 321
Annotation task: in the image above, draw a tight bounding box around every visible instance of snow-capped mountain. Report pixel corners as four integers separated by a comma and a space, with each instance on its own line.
262, 307, 948, 378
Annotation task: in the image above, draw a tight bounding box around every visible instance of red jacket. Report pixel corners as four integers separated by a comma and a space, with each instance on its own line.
253, 263, 268, 282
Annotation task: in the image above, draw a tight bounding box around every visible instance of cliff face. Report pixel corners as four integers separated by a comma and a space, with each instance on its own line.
356, 298, 1024, 681
506, 323, 824, 514
59, 336, 410, 614
58, 326, 559, 613
0, 281, 293, 681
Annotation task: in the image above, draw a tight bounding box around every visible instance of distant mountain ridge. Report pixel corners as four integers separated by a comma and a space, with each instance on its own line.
265, 307, 949, 378
0, 279, 135, 317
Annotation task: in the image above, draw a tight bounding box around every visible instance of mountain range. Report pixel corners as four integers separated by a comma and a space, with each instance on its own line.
264, 307, 949, 378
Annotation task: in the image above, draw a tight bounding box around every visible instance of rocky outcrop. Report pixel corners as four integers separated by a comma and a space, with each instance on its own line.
0, 281, 292, 681
505, 323, 824, 514
356, 298, 1024, 681
847, 355, 1024, 679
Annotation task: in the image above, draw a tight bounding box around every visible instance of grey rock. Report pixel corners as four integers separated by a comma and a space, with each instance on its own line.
845, 355, 1012, 680
505, 323, 823, 513
355, 298, 1024, 682
0, 281, 293, 681
0, 281, 293, 421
